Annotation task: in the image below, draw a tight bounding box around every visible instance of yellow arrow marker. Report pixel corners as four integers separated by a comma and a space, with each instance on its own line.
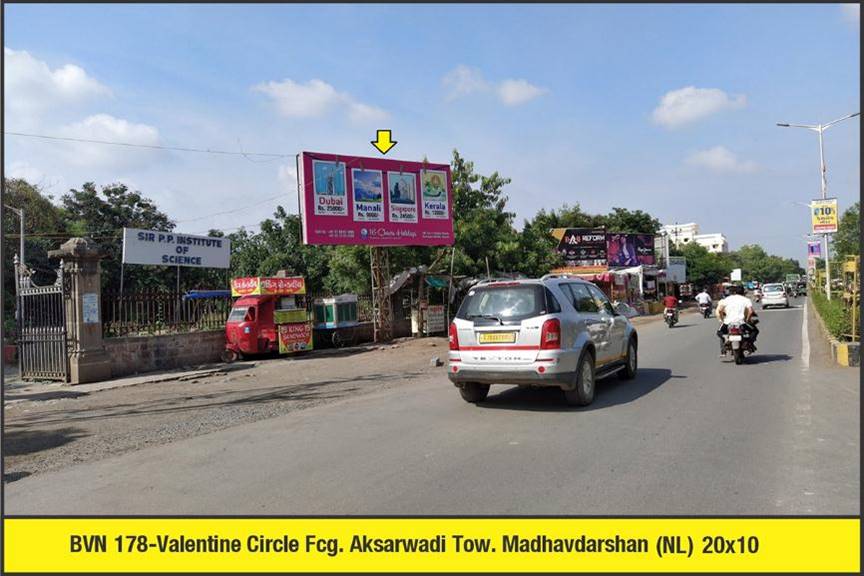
371, 129, 397, 155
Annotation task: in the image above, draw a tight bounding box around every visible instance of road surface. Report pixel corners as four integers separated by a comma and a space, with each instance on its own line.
4, 298, 859, 515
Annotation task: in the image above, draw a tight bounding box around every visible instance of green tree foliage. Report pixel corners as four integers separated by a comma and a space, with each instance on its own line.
62, 182, 176, 292
517, 204, 595, 277
594, 207, 661, 234
730, 244, 803, 283
832, 202, 859, 258
678, 243, 731, 287
2, 179, 70, 335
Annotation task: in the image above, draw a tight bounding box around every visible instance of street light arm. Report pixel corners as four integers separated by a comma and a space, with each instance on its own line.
776, 122, 819, 129
822, 111, 860, 129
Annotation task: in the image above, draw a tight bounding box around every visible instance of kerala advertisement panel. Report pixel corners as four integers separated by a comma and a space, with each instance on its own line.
231, 277, 306, 297
122, 228, 231, 269
299, 152, 454, 246
278, 322, 314, 353
811, 198, 839, 234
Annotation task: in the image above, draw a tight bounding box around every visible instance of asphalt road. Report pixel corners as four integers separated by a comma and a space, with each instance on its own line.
4, 298, 859, 515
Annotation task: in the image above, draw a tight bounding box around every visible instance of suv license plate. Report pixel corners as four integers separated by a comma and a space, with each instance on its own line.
478, 332, 517, 344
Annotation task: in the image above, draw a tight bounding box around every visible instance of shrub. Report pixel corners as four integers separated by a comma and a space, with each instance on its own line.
811, 290, 851, 340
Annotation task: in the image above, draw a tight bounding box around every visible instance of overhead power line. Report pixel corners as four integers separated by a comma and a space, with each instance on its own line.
4, 131, 293, 159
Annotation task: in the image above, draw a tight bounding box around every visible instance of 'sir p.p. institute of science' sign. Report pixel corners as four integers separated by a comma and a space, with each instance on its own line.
122, 228, 231, 268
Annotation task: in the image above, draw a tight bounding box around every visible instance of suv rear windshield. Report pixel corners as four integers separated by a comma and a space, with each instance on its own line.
456, 284, 559, 323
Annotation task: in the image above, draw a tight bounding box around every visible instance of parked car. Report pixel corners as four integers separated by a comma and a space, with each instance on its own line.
761, 283, 789, 309
447, 275, 639, 406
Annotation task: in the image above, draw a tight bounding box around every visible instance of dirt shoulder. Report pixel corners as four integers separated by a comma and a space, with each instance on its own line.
3, 338, 449, 483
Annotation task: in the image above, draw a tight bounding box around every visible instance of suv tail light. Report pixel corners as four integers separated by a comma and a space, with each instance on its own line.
449, 323, 460, 351
540, 319, 561, 350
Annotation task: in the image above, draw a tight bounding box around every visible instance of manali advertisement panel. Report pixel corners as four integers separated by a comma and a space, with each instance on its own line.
299, 152, 455, 246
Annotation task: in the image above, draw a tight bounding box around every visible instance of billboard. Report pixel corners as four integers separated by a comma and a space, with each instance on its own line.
607, 233, 656, 266
807, 241, 822, 258
554, 228, 607, 266
122, 228, 230, 268
811, 198, 839, 234
231, 276, 306, 297
299, 152, 454, 246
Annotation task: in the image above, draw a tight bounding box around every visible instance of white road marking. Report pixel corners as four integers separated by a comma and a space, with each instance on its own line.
801, 299, 810, 370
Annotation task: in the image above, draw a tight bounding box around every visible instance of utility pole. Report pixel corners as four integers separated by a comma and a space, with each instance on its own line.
777, 111, 860, 300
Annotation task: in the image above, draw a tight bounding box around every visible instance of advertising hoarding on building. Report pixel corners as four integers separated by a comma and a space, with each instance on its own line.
811, 198, 839, 234
298, 152, 455, 246
553, 227, 607, 267
122, 228, 231, 268
607, 233, 656, 266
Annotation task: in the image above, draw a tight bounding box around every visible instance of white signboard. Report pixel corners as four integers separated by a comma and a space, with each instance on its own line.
424, 304, 446, 335
122, 228, 231, 269
666, 256, 687, 284
731, 268, 742, 282
82, 293, 99, 324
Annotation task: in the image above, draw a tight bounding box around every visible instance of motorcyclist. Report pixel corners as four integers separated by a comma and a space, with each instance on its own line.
716, 284, 758, 354
695, 288, 712, 310
663, 293, 679, 323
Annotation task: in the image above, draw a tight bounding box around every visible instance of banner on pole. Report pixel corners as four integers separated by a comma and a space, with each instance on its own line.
811, 198, 839, 234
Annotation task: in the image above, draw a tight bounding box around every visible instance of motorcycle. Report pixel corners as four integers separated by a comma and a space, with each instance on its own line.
722, 316, 759, 365
664, 307, 678, 328
699, 302, 712, 318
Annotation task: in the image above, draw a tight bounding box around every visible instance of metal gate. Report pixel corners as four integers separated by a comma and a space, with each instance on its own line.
15, 257, 70, 381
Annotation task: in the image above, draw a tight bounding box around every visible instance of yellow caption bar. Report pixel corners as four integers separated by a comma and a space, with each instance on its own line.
3, 518, 859, 573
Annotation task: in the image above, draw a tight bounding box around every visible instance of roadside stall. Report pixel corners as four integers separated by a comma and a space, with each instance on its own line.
223, 276, 312, 362
313, 294, 366, 348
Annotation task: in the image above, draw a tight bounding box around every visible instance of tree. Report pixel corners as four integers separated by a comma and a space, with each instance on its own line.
679, 242, 730, 287
3, 179, 70, 336
832, 202, 859, 258
448, 150, 520, 277
594, 207, 661, 234
517, 204, 595, 277
62, 182, 175, 292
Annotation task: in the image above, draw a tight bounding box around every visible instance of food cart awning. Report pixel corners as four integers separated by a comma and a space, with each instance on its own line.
425, 276, 449, 289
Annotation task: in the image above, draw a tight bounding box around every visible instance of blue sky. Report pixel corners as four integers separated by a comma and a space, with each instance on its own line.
4, 3, 860, 261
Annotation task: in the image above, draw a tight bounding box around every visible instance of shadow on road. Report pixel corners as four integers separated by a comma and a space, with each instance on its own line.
477, 368, 680, 412
2, 426, 88, 456
4, 390, 89, 403
746, 354, 793, 365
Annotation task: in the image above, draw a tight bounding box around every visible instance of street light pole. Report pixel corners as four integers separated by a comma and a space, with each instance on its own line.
777, 111, 860, 301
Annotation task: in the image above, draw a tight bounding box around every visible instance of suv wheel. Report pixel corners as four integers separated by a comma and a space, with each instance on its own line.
565, 352, 595, 406
459, 382, 490, 403
619, 338, 637, 380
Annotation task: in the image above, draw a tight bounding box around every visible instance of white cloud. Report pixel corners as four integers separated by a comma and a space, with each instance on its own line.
58, 113, 160, 167
442, 65, 547, 106
442, 65, 490, 101
842, 4, 860, 26
686, 146, 758, 173
252, 78, 387, 123
4, 47, 111, 120
277, 164, 297, 192
497, 79, 549, 106
7, 161, 44, 182
652, 86, 746, 128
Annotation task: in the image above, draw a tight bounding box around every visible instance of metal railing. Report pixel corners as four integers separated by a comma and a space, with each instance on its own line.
102, 292, 234, 338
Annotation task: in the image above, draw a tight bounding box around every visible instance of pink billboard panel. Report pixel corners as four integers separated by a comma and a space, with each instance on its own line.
298, 151, 454, 246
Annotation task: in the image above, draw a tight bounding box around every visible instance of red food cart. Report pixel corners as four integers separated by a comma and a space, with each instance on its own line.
222, 276, 313, 362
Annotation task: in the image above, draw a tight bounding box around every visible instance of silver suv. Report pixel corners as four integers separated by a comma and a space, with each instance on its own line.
448, 275, 639, 406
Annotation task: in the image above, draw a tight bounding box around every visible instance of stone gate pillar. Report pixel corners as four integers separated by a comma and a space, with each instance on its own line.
49, 237, 112, 384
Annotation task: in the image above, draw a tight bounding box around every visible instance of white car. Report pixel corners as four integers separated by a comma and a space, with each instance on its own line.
761, 283, 789, 309
448, 276, 639, 406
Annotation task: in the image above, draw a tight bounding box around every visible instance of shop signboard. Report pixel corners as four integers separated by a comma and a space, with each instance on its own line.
298, 151, 454, 246
231, 276, 306, 297
122, 228, 231, 268
278, 322, 313, 353
424, 304, 446, 335
811, 198, 839, 234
